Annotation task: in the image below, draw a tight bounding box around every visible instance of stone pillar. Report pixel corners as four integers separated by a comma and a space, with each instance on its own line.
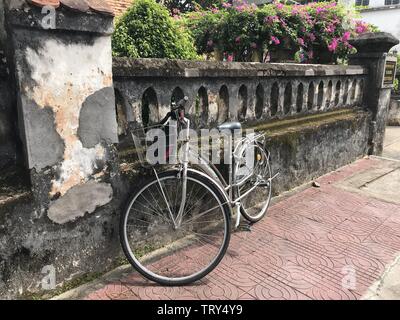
4, 1, 118, 223
0, 1, 17, 170
349, 32, 399, 155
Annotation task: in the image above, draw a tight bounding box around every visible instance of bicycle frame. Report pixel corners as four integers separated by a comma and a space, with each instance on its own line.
187, 131, 273, 228
149, 113, 277, 229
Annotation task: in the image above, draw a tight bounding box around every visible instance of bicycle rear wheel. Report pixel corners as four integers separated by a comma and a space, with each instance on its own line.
234, 142, 272, 223
120, 169, 231, 286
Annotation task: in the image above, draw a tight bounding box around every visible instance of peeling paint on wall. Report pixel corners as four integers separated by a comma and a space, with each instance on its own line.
22, 101, 64, 170
21, 36, 116, 196
50, 141, 105, 196
47, 180, 113, 224
78, 87, 118, 148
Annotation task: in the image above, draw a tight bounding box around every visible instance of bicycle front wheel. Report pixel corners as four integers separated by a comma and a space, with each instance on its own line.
120, 169, 231, 286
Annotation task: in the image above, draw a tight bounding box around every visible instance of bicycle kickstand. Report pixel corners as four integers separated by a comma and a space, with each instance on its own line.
234, 202, 241, 229
234, 202, 252, 232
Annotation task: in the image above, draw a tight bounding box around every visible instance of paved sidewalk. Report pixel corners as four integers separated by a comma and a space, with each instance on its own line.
58, 157, 400, 300
383, 126, 400, 160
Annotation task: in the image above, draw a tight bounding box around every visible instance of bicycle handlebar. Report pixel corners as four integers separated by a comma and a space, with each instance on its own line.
171, 96, 189, 111
159, 96, 189, 125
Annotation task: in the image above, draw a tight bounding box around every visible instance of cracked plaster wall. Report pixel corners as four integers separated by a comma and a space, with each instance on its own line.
10, 15, 118, 223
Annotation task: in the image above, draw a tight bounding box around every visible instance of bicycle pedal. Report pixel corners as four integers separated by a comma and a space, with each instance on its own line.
236, 223, 252, 232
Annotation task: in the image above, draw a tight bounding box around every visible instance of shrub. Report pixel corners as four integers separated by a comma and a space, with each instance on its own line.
159, 0, 224, 15
297, 2, 362, 62
183, 0, 376, 63
217, 4, 261, 61
112, 0, 198, 60
183, 9, 226, 56
185, 2, 264, 61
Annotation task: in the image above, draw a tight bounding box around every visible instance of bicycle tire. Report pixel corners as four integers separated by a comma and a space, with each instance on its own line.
120, 169, 231, 286
235, 143, 273, 223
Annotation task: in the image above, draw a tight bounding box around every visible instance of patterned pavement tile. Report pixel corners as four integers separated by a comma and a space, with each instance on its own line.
185, 274, 248, 300
83, 159, 400, 300
246, 276, 312, 300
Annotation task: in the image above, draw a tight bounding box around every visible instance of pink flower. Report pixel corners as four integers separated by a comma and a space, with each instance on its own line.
222, 2, 232, 8
328, 38, 339, 52
308, 33, 316, 42
316, 7, 325, 14
276, 3, 284, 10
265, 16, 278, 24
235, 36, 241, 44
308, 50, 314, 59
355, 21, 368, 34
342, 31, 351, 42
207, 40, 214, 47
297, 38, 305, 46
227, 54, 234, 62
235, 4, 245, 12
356, 26, 365, 33
211, 7, 219, 13
250, 42, 258, 49
271, 36, 280, 45
326, 25, 335, 34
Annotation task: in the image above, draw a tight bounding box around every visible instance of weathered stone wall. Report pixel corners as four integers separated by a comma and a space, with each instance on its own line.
113, 59, 368, 131
6, 2, 118, 221
0, 54, 16, 169
0, 2, 396, 299
388, 96, 400, 125
114, 58, 372, 197
349, 33, 399, 154
0, 1, 18, 170
264, 110, 370, 194
0, 1, 124, 299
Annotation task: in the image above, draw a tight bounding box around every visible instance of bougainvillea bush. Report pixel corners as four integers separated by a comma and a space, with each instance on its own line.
183, 0, 377, 63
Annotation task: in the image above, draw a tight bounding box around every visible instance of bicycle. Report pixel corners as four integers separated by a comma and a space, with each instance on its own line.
120, 97, 278, 285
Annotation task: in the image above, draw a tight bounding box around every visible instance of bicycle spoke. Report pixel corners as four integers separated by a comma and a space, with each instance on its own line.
122, 172, 229, 284
154, 178, 176, 225
181, 203, 223, 225
140, 187, 167, 217
134, 198, 169, 223
182, 188, 215, 220
161, 179, 176, 218
128, 208, 170, 225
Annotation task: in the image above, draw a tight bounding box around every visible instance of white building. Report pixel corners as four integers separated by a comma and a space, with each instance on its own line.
341, 0, 400, 51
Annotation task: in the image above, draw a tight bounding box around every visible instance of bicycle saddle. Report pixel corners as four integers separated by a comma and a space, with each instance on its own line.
217, 122, 242, 131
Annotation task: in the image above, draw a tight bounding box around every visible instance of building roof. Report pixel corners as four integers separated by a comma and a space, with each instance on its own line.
107, 0, 133, 16
26, 0, 115, 16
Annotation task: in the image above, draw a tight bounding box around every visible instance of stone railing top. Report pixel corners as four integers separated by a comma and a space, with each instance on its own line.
113, 58, 368, 79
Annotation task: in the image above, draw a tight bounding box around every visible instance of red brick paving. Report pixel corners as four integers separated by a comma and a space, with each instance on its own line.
85, 158, 400, 300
